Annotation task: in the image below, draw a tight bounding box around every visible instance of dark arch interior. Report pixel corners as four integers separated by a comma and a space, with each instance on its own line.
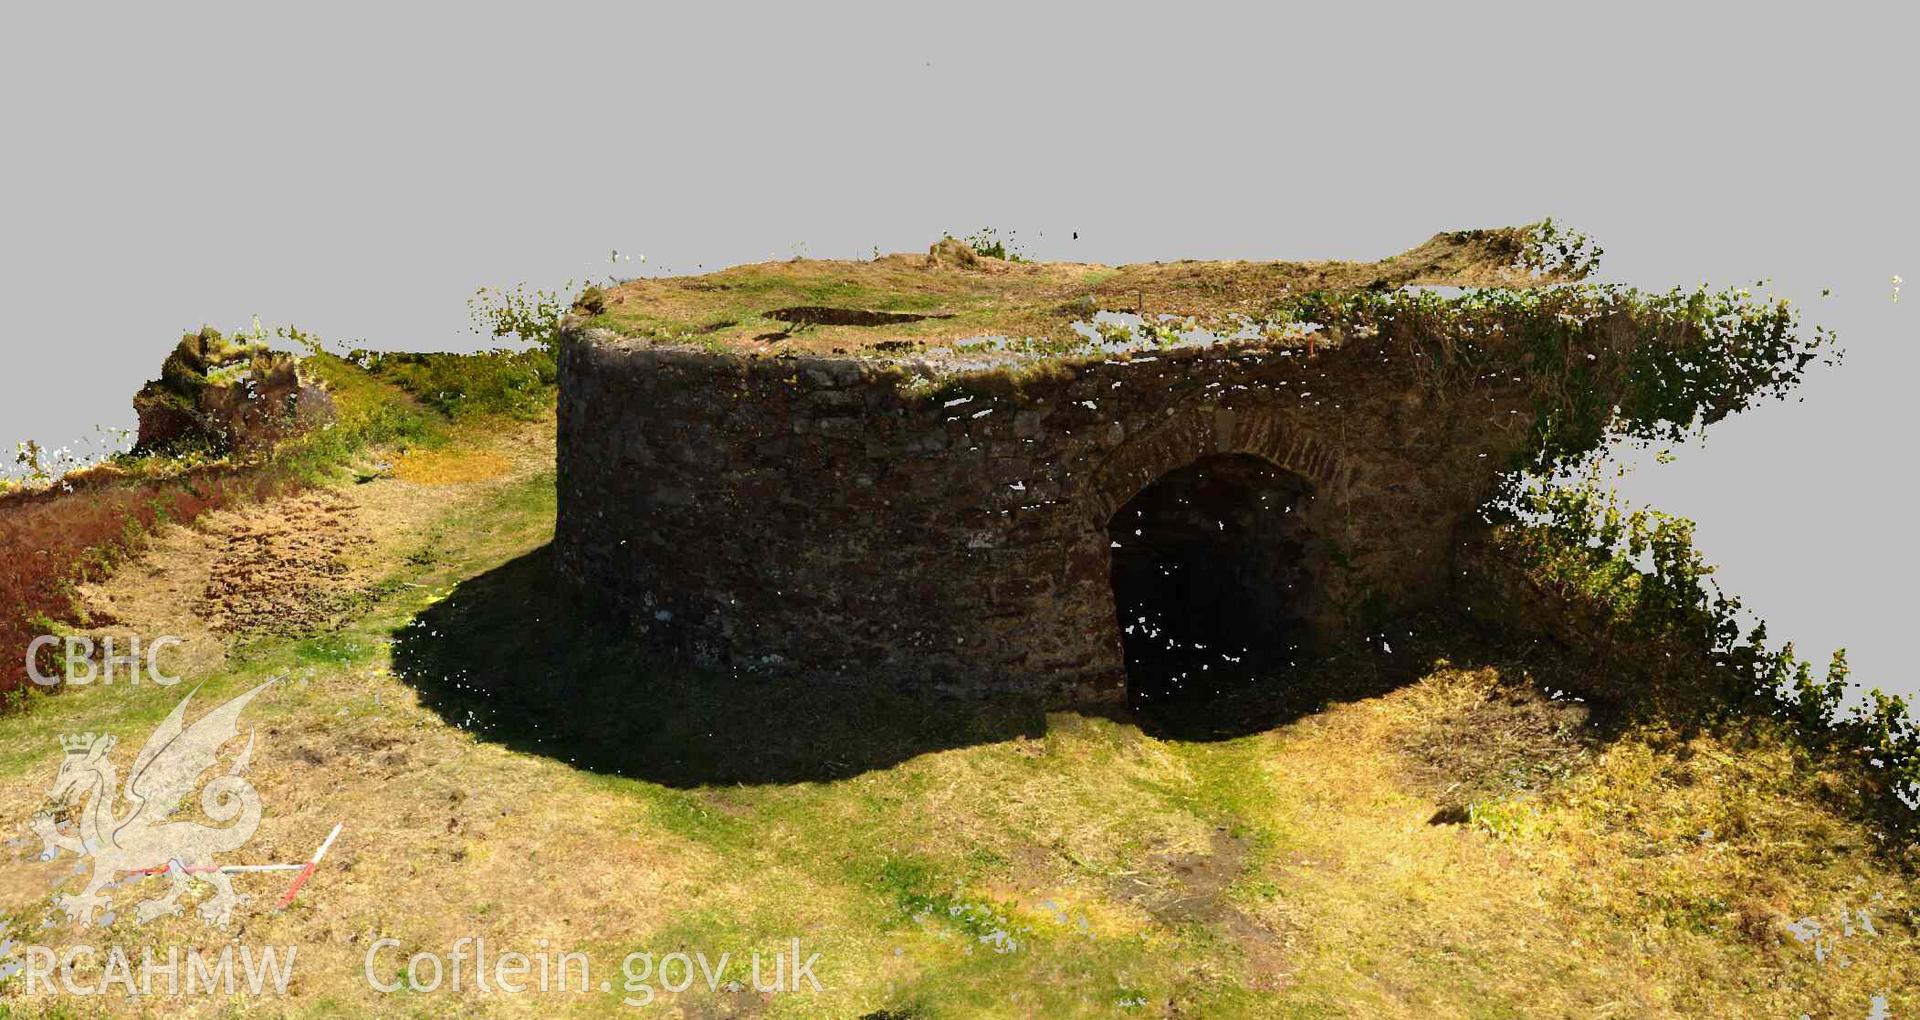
1108, 453, 1319, 719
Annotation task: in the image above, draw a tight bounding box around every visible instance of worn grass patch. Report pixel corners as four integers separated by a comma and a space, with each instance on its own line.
0, 423, 1912, 1017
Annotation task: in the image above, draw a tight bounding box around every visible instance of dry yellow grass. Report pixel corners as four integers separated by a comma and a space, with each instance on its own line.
0, 420, 1911, 1018
587, 226, 1571, 358
390, 448, 512, 486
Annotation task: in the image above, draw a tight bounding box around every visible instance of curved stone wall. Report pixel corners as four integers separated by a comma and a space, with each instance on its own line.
556, 328, 1539, 703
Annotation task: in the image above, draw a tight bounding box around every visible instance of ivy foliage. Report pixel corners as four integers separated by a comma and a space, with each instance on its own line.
1275, 223, 1906, 832
1492, 474, 1918, 833
1279, 280, 1836, 472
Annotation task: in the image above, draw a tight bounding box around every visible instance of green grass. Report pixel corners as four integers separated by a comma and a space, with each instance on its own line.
0, 413, 1914, 1017
353, 349, 558, 422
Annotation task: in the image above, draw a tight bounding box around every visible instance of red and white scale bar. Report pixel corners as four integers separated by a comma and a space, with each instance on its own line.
129, 824, 343, 909
274, 823, 342, 908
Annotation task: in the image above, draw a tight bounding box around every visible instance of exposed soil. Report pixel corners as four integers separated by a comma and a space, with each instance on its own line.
198, 489, 372, 635
2, 409, 1915, 1017
1112, 827, 1292, 992
71, 421, 556, 675
767, 306, 952, 327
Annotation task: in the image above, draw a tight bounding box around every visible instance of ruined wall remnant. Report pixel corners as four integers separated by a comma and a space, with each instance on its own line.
555, 227, 1591, 703
133, 327, 336, 455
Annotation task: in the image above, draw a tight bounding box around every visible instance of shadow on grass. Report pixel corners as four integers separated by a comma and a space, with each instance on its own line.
391, 545, 1049, 787
391, 545, 1617, 788
1123, 646, 1423, 742
1108, 591, 1361, 740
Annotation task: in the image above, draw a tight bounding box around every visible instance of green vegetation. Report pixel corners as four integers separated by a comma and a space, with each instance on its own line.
1491, 472, 1919, 834
578, 223, 1570, 356
0, 338, 560, 699
958, 227, 1026, 262
0, 232, 1911, 1015
137, 325, 273, 415
7, 431, 1909, 1015
347, 348, 558, 422
468, 280, 580, 352
1282, 282, 1834, 472
1520, 217, 1605, 279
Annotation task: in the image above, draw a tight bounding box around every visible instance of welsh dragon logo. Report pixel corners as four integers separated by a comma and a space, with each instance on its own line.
30, 681, 273, 929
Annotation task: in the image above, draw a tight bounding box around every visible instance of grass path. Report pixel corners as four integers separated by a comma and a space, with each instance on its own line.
0, 418, 1913, 1017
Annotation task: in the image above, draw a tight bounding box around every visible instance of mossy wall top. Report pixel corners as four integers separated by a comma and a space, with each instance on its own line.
567, 226, 1579, 362
553, 227, 1638, 701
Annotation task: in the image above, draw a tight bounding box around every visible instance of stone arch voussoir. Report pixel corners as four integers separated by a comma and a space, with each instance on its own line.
1084, 406, 1349, 526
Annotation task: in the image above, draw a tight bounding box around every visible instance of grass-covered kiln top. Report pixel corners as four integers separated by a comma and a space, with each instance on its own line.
573, 223, 1601, 364
566, 219, 1832, 478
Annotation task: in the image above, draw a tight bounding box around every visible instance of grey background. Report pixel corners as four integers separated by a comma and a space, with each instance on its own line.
2, 4, 1912, 698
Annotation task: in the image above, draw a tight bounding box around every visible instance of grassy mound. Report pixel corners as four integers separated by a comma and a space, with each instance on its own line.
0, 257, 1909, 1014
0, 370, 1909, 1015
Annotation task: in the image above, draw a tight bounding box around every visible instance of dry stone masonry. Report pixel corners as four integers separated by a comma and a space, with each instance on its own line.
556, 228, 1581, 703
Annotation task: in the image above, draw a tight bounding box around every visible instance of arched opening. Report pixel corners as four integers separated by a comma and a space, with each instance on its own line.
1107, 453, 1318, 716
